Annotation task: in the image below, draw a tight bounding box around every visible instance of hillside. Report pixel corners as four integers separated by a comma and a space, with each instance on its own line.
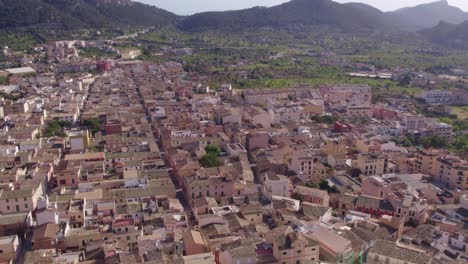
178, 0, 386, 32
385, 0, 468, 31
421, 21, 468, 48
0, 0, 178, 31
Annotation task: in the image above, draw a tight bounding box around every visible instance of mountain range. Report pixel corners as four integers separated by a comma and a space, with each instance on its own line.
0, 0, 467, 47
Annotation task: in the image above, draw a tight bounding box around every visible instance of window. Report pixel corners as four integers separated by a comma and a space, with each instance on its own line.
24, 204, 28, 209
297, 250, 302, 254
282, 252, 287, 255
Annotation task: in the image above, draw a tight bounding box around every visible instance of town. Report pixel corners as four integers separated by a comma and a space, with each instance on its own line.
0, 27, 467, 264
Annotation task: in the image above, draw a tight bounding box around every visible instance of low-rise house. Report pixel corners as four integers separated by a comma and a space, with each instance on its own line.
183, 230, 207, 256
273, 231, 320, 264
54, 160, 82, 188
32, 223, 61, 250
217, 240, 257, 264
0, 212, 33, 237
328, 153, 347, 169
308, 227, 354, 263
367, 239, 432, 264
239, 203, 263, 224
0, 183, 44, 214
64, 227, 101, 250
0, 235, 20, 263
294, 186, 330, 206
262, 173, 291, 199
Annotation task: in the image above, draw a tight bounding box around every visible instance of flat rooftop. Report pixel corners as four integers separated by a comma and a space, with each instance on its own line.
4, 67, 36, 75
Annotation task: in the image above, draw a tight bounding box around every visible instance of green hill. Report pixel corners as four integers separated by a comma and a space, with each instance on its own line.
0, 0, 177, 31
421, 21, 468, 48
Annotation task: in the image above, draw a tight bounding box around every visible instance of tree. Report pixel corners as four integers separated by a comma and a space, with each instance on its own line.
399, 74, 412, 86
291, 192, 304, 202
205, 144, 221, 156
305, 181, 319, 188
311, 115, 339, 124
319, 179, 339, 193
200, 153, 220, 168
81, 118, 101, 134
45, 120, 68, 138
423, 135, 448, 149
319, 180, 330, 191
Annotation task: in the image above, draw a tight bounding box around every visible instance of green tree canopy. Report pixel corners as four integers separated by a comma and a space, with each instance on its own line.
200, 153, 220, 168
205, 144, 221, 156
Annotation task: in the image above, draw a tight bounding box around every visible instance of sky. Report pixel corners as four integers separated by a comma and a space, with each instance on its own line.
138, 0, 468, 15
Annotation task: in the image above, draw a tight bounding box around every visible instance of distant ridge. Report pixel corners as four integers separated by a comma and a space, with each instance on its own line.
385, 0, 468, 30
178, 0, 468, 32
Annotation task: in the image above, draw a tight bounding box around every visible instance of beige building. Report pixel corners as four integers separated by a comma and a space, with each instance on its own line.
308, 227, 354, 263
68, 130, 90, 153
367, 239, 432, 264
294, 186, 330, 206
217, 243, 256, 264
356, 153, 386, 176
64, 227, 102, 250
0, 182, 43, 214
262, 173, 291, 199
239, 203, 263, 224
291, 150, 319, 178
273, 232, 320, 264
414, 148, 441, 176
55, 160, 82, 188
436, 156, 468, 190
0, 235, 20, 263
183, 230, 207, 256
321, 137, 347, 156
403, 114, 426, 131
427, 121, 453, 140
346, 104, 373, 118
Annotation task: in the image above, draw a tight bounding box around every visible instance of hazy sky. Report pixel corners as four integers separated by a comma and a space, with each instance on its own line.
138, 0, 468, 15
